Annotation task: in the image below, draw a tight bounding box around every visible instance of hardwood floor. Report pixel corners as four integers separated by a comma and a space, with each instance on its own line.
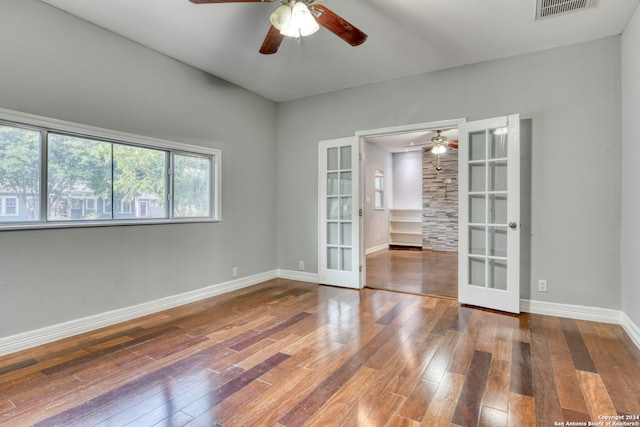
1, 279, 639, 426
366, 248, 458, 299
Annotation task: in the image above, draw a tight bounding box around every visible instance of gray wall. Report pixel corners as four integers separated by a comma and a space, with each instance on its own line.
364, 143, 392, 251
277, 37, 622, 309
0, 0, 278, 337
622, 4, 640, 327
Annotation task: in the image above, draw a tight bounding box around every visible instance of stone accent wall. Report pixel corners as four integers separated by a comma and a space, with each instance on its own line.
422, 148, 458, 252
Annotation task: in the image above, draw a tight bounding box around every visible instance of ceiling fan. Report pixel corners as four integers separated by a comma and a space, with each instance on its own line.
406, 130, 459, 152
188, 0, 368, 55
405, 130, 459, 171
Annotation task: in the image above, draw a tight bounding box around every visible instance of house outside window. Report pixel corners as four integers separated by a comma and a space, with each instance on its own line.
0, 196, 18, 216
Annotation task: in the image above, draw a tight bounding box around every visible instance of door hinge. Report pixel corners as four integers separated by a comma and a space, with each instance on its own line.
359, 209, 363, 217
359, 265, 363, 272
359, 152, 363, 161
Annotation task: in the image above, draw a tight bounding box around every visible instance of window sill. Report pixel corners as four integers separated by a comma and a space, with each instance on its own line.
0, 218, 221, 232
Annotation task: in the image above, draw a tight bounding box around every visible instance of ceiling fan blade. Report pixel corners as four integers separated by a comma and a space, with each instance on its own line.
448, 140, 459, 149
189, 0, 269, 3
310, 4, 367, 47
259, 25, 285, 55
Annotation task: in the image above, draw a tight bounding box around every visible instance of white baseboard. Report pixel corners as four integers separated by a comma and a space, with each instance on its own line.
520, 299, 623, 324
276, 269, 319, 283
621, 312, 640, 350
3, 274, 639, 356
366, 244, 389, 255
0, 270, 278, 357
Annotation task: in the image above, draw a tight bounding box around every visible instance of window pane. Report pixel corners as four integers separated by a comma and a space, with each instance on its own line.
174, 154, 211, 218
113, 144, 167, 219
0, 125, 41, 222
47, 134, 112, 221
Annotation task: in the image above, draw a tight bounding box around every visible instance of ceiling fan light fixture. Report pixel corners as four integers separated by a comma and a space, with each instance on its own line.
431, 144, 447, 154
281, 1, 319, 38
270, 4, 292, 31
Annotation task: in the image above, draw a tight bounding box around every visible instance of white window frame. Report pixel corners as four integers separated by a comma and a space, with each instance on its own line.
120, 200, 133, 215
0, 107, 221, 231
84, 198, 97, 213
374, 170, 384, 210
0, 196, 19, 216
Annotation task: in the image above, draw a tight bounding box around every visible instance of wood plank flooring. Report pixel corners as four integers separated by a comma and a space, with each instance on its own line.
0, 279, 639, 426
367, 248, 458, 298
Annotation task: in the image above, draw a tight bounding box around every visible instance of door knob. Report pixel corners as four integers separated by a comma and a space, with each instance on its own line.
509, 222, 518, 229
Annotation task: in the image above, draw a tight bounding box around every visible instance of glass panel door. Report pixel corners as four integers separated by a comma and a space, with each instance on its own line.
459, 115, 520, 313
319, 137, 360, 288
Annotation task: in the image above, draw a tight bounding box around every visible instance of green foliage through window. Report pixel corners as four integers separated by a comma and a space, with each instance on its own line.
0, 118, 217, 227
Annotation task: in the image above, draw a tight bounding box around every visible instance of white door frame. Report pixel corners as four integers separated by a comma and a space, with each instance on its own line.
355, 118, 466, 289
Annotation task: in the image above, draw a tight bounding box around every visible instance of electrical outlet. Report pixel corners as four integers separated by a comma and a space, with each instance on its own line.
298, 261, 304, 271
538, 279, 547, 292
232, 267, 238, 278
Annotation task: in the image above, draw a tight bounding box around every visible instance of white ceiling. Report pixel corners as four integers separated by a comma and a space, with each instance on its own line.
40, 0, 639, 102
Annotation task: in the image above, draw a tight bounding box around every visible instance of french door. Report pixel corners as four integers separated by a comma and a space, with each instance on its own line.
458, 115, 520, 313
318, 137, 361, 289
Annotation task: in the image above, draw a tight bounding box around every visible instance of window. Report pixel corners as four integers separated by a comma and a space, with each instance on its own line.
0, 124, 41, 222
0, 109, 220, 230
0, 197, 19, 216
173, 153, 211, 218
374, 170, 384, 210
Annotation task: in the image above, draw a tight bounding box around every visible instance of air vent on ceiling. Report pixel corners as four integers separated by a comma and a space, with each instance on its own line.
535, 0, 594, 20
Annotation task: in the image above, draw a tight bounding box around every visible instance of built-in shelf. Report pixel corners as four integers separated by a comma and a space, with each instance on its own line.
389, 209, 422, 247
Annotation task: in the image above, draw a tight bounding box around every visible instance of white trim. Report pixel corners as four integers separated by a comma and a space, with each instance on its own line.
622, 312, 640, 350
3, 276, 639, 357
521, 299, 623, 324
0, 270, 277, 357
366, 244, 389, 255
276, 269, 319, 283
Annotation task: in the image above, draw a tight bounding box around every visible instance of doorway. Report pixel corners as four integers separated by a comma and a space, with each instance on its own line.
359, 120, 463, 299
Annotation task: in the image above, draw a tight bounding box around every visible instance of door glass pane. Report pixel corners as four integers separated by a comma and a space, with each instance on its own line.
327, 222, 338, 245
490, 128, 508, 159
489, 161, 507, 191
469, 258, 486, 287
489, 194, 507, 224
489, 226, 507, 257
489, 259, 507, 290
469, 226, 486, 255
328, 147, 338, 170
469, 195, 486, 224
327, 197, 339, 220
340, 146, 351, 170
327, 247, 339, 270
469, 131, 486, 161
341, 222, 352, 246
327, 172, 339, 195
341, 248, 352, 271
340, 172, 352, 195
340, 196, 352, 219
469, 164, 486, 192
